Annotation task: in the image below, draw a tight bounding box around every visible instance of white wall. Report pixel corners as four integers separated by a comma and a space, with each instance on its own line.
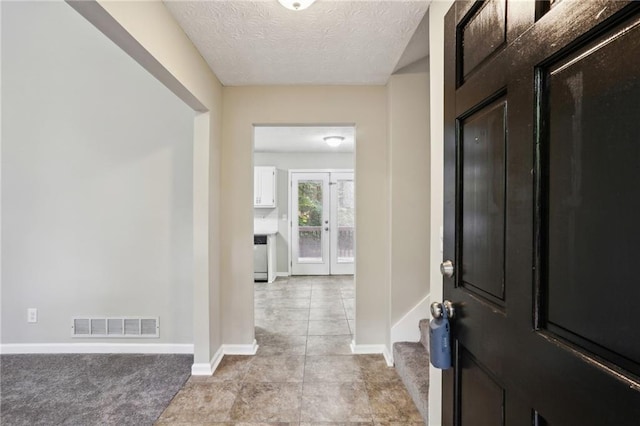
1, 1, 194, 345
254, 151, 354, 274
67, 0, 224, 371
222, 86, 389, 350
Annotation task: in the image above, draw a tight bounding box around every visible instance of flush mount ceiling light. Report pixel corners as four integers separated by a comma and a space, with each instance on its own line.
278, 0, 316, 10
324, 136, 344, 147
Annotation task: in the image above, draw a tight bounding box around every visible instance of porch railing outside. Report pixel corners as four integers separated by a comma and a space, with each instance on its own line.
298, 226, 354, 260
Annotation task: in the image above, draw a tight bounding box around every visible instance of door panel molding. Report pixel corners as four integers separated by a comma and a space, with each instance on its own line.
457, 344, 506, 426
458, 97, 507, 305
535, 10, 640, 379
457, 0, 507, 84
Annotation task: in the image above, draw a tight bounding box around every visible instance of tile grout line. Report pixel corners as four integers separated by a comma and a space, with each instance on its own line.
299, 277, 315, 423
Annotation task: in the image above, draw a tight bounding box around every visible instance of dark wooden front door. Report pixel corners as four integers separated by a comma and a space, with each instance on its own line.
443, 1, 640, 424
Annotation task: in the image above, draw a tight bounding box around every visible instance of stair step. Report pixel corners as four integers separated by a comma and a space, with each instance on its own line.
393, 341, 430, 423
419, 318, 429, 352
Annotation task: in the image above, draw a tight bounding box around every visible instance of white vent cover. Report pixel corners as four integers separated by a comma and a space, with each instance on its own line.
72, 317, 159, 338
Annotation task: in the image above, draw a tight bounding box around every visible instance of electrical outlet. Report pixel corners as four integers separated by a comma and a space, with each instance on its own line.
27, 308, 38, 323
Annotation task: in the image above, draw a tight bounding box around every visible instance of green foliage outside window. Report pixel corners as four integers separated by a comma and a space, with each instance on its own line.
298, 181, 322, 226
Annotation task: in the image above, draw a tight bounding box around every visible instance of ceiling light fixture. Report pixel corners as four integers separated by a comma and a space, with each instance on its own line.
324, 136, 344, 147
278, 0, 316, 11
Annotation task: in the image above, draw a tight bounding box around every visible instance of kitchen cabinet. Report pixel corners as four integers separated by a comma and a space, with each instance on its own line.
254, 166, 277, 208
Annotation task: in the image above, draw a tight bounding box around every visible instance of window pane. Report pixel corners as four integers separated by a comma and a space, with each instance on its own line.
298, 180, 323, 262
337, 179, 354, 263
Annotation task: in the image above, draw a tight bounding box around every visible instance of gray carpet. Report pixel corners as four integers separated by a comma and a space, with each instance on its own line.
393, 318, 430, 423
0, 353, 192, 426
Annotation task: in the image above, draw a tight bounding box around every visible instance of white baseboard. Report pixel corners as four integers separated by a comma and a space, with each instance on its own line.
0, 343, 194, 355
276, 272, 290, 277
222, 340, 259, 355
191, 340, 258, 376
191, 345, 223, 376
391, 293, 430, 347
350, 341, 393, 367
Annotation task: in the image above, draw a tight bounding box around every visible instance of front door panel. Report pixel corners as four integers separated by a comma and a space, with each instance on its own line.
461, 99, 507, 303
459, 346, 505, 426
444, 1, 640, 424
543, 16, 640, 376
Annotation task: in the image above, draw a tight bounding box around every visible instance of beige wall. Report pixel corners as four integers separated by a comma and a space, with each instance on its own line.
388, 71, 431, 326
69, 0, 224, 367
221, 86, 389, 346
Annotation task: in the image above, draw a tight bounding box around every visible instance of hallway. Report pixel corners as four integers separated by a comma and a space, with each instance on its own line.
156, 276, 424, 424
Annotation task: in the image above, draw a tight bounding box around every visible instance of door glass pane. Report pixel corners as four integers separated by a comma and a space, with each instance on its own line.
337, 179, 354, 263
298, 180, 323, 263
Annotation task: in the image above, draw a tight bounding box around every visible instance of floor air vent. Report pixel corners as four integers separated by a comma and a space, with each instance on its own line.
72, 317, 159, 338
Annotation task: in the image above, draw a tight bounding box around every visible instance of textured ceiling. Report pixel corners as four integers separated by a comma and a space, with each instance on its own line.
164, 0, 430, 86
254, 126, 355, 153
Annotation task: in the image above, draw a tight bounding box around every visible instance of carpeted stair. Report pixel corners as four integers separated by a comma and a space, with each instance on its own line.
393, 318, 430, 423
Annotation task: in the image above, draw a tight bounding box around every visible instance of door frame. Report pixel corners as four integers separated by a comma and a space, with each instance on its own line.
288, 169, 354, 276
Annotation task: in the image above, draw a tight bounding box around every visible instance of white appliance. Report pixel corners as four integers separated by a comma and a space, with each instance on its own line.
253, 235, 268, 281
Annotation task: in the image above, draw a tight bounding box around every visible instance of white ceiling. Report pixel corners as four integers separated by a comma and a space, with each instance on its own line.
164, 0, 430, 86
254, 126, 355, 153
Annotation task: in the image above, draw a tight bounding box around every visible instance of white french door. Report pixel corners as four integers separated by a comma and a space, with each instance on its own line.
330, 172, 355, 275
291, 171, 354, 275
291, 173, 330, 275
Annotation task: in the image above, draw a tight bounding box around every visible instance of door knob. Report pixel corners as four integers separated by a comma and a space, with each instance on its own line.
431, 300, 455, 319
440, 260, 454, 278
430, 302, 443, 319
324, 227, 329, 231
443, 300, 455, 319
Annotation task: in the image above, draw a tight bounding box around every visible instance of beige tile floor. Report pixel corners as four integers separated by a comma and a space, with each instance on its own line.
156, 276, 424, 425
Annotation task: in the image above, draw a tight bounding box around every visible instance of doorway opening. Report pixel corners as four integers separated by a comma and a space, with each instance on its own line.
252, 125, 356, 350
252, 125, 355, 280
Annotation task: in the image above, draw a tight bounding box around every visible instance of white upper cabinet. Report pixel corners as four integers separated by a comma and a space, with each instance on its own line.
254, 166, 277, 208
